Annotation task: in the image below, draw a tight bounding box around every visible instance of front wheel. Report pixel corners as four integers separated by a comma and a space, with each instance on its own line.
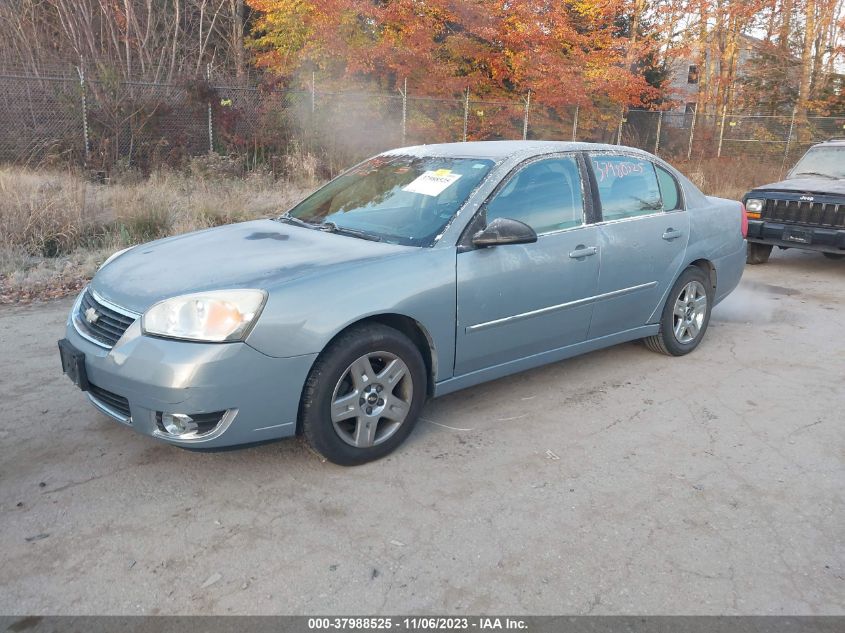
644, 266, 713, 357
299, 323, 427, 466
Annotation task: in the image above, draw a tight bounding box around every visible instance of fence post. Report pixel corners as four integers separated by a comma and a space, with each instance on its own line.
654, 110, 663, 156
687, 104, 698, 160
76, 66, 90, 165
401, 77, 407, 145
717, 103, 727, 158
781, 106, 797, 177
522, 89, 531, 140
308, 71, 316, 154
616, 107, 625, 145
572, 105, 579, 141
206, 64, 214, 153
463, 88, 469, 142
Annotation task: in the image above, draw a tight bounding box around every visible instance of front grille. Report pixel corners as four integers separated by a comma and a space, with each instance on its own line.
763, 199, 845, 228
88, 383, 131, 419
75, 288, 137, 348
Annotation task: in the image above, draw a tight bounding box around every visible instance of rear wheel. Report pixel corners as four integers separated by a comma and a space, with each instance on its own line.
746, 242, 773, 264
644, 266, 712, 357
823, 252, 845, 260
299, 323, 426, 466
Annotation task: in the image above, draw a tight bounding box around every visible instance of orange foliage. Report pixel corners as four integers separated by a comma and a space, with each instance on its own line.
247, 0, 654, 107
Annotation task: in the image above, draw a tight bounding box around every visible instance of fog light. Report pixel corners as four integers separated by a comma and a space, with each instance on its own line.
161, 413, 198, 436
153, 409, 233, 442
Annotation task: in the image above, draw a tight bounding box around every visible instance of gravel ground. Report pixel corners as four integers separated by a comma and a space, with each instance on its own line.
0, 248, 843, 615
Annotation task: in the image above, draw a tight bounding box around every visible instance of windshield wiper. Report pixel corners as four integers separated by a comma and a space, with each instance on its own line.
792, 171, 837, 179
320, 222, 382, 242
276, 212, 320, 229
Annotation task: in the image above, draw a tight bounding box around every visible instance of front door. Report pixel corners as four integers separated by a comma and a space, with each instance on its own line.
455, 155, 601, 376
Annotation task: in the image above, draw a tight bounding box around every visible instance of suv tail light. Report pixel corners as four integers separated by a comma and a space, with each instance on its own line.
740, 202, 748, 238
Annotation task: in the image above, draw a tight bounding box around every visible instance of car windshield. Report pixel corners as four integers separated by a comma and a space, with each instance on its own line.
788, 146, 845, 179
282, 155, 495, 246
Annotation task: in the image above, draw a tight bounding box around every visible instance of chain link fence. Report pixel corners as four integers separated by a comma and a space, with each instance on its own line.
1, 64, 844, 176
0, 70, 86, 165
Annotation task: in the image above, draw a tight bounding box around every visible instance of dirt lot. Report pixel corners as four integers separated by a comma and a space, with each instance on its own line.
0, 248, 843, 615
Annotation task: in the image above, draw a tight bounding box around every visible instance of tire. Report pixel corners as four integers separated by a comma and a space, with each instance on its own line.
299, 323, 427, 466
644, 266, 713, 357
822, 252, 845, 260
746, 242, 773, 264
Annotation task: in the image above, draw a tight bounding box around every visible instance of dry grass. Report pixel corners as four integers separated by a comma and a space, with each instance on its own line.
673, 157, 783, 201
0, 156, 314, 303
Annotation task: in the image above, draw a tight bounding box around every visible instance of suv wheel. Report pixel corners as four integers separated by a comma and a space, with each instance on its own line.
746, 242, 773, 264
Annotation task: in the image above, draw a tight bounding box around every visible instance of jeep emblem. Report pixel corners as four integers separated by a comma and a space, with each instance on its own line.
800, 195, 814, 201
84, 307, 100, 324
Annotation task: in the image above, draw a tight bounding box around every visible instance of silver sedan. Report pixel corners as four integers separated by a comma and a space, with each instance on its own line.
59, 141, 747, 465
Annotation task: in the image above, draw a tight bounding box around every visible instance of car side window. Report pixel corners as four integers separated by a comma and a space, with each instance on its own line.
591, 155, 663, 221
655, 165, 682, 211
485, 157, 584, 234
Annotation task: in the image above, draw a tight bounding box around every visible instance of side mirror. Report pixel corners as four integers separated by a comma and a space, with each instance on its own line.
472, 217, 538, 248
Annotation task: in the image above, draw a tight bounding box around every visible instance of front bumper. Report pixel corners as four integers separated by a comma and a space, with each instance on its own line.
63, 301, 317, 449
747, 220, 845, 254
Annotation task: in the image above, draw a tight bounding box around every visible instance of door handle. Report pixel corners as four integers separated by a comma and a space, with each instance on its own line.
662, 228, 684, 241
569, 245, 598, 259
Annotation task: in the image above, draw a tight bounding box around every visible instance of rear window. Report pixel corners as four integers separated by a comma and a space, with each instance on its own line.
591, 155, 662, 221
656, 165, 682, 211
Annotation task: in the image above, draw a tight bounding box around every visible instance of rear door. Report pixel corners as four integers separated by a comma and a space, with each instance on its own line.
586, 153, 690, 339
454, 154, 600, 375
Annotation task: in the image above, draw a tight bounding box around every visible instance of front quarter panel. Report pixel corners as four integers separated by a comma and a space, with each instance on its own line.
245, 248, 457, 382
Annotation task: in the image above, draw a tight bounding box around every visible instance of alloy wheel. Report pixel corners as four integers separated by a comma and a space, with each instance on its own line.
672, 280, 707, 344
330, 351, 413, 448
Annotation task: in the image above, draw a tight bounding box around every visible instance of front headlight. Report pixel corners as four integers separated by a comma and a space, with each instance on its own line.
142, 289, 267, 342
745, 198, 764, 213
98, 246, 134, 271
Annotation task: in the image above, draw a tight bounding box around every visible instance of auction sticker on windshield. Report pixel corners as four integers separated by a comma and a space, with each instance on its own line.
403, 170, 462, 196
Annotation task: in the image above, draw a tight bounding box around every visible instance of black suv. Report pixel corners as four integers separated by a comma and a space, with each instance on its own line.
743, 138, 845, 264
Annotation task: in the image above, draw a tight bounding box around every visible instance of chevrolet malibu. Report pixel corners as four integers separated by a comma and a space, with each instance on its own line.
59, 141, 746, 465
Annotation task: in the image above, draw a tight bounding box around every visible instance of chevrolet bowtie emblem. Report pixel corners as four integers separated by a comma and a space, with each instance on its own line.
84, 306, 100, 324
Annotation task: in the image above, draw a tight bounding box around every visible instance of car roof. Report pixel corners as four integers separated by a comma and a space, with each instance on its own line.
380, 140, 648, 160
815, 138, 845, 146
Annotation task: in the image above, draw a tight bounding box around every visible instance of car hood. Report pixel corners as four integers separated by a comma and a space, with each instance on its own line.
92, 219, 412, 313
753, 177, 845, 196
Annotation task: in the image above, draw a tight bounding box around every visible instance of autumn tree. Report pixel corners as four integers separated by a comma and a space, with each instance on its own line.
247, 0, 655, 108
676, 0, 845, 116
1, 0, 843, 115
